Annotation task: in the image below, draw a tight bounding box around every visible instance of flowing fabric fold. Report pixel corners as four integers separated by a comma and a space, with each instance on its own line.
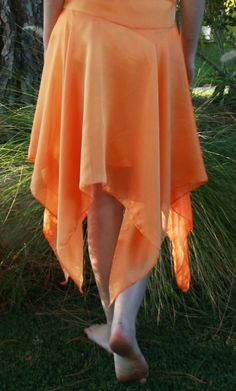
166, 193, 193, 292
27, 0, 208, 306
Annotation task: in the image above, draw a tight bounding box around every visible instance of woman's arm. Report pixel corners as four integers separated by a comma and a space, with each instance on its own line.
43, 0, 64, 53
179, 0, 206, 85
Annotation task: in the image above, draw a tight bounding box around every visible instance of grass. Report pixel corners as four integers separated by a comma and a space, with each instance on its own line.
0, 38, 236, 390
0, 96, 235, 389
1, 94, 236, 312
1, 287, 236, 391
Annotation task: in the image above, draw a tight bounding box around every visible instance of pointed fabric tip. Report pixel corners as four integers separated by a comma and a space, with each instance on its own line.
59, 272, 84, 294
166, 193, 193, 293
59, 272, 69, 286
43, 208, 84, 294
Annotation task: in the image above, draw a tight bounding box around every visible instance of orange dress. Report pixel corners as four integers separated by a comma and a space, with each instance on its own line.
27, 0, 208, 306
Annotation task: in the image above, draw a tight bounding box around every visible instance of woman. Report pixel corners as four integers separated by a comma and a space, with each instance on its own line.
28, 0, 208, 383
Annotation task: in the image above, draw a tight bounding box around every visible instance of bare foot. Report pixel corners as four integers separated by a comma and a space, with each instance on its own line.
84, 323, 113, 354
109, 322, 149, 383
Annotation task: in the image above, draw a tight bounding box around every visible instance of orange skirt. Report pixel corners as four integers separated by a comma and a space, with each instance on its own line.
27, 0, 208, 306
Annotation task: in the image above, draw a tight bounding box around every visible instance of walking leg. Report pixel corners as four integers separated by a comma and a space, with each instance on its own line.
110, 271, 152, 383
85, 183, 152, 383
84, 184, 124, 353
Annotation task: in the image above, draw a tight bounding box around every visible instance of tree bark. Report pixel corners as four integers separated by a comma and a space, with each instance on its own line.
0, 0, 43, 105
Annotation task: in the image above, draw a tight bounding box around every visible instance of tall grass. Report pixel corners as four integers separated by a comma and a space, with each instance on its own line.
147, 97, 236, 324
1, 95, 235, 322
0, 101, 93, 308
1, 56, 236, 329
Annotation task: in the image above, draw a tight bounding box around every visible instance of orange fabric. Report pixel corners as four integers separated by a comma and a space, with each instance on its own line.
27, 0, 208, 306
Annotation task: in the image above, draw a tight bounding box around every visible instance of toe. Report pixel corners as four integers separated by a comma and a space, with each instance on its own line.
84, 327, 91, 335
139, 378, 147, 384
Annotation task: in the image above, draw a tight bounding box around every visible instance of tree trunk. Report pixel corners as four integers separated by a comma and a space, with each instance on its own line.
0, 0, 43, 105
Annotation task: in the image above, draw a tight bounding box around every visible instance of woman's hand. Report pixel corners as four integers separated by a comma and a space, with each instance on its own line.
180, 0, 205, 86
184, 55, 196, 86
43, 45, 47, 60
43, 33, 49, 60
43, 0, 64, 60
43, 38, 48, 60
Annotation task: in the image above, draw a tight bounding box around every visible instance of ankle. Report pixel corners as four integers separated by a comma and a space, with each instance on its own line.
112, 319, 136, 335
101, 301, 114, 325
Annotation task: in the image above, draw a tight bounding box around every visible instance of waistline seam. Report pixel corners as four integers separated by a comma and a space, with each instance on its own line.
62, 7, 176, 30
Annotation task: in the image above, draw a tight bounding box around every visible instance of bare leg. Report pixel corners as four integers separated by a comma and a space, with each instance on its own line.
110, 272, 151, 383
84, 184, 124, 353
85, 183, 151, 383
